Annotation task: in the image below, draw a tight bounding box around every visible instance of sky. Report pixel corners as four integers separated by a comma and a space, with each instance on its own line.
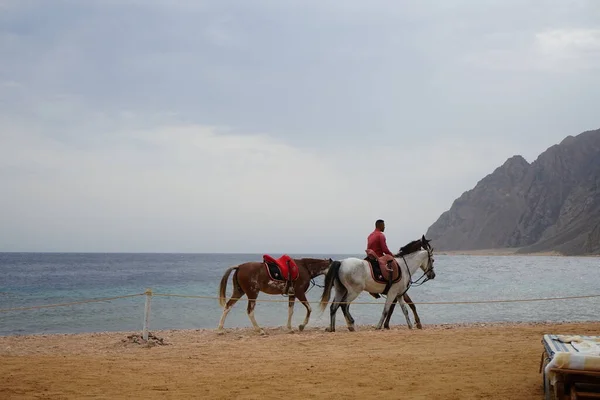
1, 0, 599, 253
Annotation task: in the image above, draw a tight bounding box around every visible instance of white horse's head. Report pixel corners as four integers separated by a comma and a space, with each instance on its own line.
419, 246, 436, 280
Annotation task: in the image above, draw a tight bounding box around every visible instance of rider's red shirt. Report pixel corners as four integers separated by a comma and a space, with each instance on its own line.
366, 230, 393, 257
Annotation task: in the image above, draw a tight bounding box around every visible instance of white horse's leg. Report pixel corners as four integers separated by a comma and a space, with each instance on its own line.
336, 269, 362, 332
399, 297, 414, 330
376, 290, 399, 330
326, 280, 346, 332
340, 289, 360, 332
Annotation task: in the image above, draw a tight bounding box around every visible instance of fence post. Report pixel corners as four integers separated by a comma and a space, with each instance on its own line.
143, 288, 152, 340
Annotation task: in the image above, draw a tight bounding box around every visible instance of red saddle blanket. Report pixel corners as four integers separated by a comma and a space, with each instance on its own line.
365, 250, 401, 284
263, 254, 299, 282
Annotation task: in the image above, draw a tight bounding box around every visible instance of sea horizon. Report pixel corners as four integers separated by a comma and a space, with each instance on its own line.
0, 250, 595, 257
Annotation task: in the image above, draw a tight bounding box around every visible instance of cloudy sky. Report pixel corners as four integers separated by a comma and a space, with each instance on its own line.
1, 0, 599, 253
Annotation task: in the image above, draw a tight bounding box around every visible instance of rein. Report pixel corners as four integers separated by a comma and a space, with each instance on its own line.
307, 277, 325, 293
279, 261, 328, 297
393, 253, 433, 298
307, 261, 328, 293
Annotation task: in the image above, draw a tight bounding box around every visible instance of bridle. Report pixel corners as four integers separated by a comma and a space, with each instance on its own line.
307, 258, 332, 293
413, 249, 435, 286
396, 248, 435, 298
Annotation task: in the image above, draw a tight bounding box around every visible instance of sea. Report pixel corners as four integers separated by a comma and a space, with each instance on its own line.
0, 253, 598, 336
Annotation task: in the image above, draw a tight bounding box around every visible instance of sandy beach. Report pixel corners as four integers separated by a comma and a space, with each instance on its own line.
2, 321, 599, 399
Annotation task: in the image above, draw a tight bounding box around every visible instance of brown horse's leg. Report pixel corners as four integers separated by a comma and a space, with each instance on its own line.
384, 294, 420, 330
287, 295, 295, 331
246, 291, 265, 335
296, 290, 311, 332
217, 275, 246, 333
403, 293, 422, 329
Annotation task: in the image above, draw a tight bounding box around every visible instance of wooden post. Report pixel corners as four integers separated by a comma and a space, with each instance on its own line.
143, 288, 152, 340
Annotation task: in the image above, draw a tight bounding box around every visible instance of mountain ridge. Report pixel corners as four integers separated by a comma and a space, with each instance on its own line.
425, 128, 600, 255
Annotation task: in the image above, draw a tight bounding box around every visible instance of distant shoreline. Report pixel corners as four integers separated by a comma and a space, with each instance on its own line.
437, 248, 559, 256
437, 248, 598, 257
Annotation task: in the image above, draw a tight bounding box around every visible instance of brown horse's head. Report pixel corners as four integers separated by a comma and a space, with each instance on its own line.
297, 258, 333, 278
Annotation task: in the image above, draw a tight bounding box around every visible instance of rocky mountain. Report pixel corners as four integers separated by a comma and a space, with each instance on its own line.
426, 128, 600, 255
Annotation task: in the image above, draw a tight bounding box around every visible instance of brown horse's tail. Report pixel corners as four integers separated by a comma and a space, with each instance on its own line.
319, 260, 341, 313
218, 265, 239, 307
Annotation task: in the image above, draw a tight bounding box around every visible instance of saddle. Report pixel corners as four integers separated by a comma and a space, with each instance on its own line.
364, 249, 401, 296
263, 254, 299, 282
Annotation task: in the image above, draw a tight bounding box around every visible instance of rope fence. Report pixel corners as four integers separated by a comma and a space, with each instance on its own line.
150, 292, 600, 305
0, 293, 145, 313
2, 291, 600, 313
2, 290, 599, 339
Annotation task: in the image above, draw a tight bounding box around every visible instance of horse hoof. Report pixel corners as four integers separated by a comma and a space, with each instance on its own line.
298, 324, 305, 332
383, 326, 390, 330
325, 327, 334, 333
348, 326, 355, 332
217, 330, 225, 336
416, 324, 423, 330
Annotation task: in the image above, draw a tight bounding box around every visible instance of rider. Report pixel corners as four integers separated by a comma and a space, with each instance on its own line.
366, 219, 395, 299
367, 219, 394, 257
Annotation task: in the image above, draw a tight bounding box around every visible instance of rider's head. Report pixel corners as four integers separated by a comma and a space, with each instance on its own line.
375, 219, 385, 232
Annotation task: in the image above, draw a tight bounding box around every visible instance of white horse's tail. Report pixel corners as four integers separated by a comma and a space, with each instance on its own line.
319, 260, 342, 312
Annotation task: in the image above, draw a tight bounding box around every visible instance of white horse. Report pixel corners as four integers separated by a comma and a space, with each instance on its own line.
319, 247, 435, 332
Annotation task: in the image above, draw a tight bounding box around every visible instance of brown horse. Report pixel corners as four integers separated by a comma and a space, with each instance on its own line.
217, 257, 332, 334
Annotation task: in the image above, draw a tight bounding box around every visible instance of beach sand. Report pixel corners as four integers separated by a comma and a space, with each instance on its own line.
2, 321, 600, 399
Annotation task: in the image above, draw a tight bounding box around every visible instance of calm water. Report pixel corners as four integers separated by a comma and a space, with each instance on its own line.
0, 253, 598, 336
